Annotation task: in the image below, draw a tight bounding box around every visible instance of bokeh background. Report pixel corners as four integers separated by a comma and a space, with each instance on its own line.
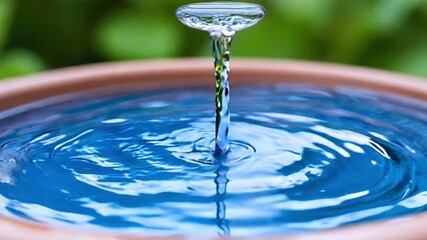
1, 0, 427, 79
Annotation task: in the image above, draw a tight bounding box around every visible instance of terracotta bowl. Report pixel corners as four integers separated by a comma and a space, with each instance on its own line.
1, 58, 427, 240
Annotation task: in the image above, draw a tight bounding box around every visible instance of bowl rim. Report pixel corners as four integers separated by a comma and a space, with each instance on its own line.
1, 58, 427, 240
2, 58, 427, 111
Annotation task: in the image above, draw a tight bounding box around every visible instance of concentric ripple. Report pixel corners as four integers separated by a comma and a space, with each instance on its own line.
1, 84, 427, 237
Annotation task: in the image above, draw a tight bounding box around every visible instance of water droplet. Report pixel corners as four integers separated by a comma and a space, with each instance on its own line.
177, 2, 265, 155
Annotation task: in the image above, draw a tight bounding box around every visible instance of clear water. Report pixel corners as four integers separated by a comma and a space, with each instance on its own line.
1, 85, 427, 237
176, 2, 265, 36
177, 2, 265, 154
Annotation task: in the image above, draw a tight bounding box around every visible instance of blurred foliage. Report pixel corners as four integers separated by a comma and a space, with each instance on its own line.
1, 0, 427, 79
0, 49, 46, 78
0, 0, 14, 50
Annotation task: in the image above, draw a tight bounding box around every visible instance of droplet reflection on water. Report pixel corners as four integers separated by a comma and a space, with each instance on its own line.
1, 85, 427, 236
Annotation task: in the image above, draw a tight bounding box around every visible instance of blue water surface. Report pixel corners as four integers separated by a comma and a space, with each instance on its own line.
1, 84, 427, 237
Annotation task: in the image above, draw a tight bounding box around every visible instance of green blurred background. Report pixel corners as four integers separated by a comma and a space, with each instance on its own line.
1, 0, 427, 79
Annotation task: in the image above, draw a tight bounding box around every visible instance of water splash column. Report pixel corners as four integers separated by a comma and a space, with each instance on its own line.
176, 2, 265, 155
211, 33, 232, 154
